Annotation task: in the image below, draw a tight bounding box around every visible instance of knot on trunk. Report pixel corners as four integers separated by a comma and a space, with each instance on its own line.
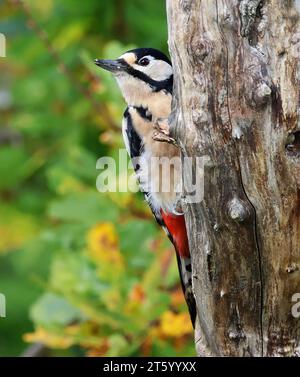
190, 36, 212, 62
227, 197, 251, 223
243, 49, 271, 108
239, 0, 262, 37
252, 82, 272, 106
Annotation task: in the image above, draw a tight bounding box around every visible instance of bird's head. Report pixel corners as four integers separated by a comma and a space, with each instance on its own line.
95, 48, 173, 108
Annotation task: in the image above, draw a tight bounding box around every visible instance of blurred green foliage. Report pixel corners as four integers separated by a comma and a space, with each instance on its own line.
0, 0, 194, 356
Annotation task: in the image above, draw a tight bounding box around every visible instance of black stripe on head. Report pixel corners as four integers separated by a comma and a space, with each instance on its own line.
126, 48, 172, 66
119, 59, 173, 94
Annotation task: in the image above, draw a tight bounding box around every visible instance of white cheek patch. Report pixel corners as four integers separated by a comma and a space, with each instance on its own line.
120, 52, 136, 65
134, 59, 173, 81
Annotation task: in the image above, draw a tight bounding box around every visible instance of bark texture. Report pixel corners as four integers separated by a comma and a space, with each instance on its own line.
167, 0, 300, 356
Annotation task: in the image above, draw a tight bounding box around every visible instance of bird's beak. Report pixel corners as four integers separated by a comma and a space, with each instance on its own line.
94, 59, 127, 73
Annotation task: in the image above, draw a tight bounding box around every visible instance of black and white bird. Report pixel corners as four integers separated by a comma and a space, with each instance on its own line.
95, 48, 196, 326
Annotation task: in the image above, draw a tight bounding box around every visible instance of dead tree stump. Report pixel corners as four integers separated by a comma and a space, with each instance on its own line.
167, 0, 300, 356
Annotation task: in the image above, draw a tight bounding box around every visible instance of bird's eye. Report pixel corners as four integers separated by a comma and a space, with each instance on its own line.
138, 57, 150, 66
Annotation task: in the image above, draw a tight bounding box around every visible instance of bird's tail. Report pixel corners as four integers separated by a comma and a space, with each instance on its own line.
160, 210, 197, 327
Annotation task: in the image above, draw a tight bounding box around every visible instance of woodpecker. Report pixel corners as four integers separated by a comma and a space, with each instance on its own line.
95, 48, 196, 326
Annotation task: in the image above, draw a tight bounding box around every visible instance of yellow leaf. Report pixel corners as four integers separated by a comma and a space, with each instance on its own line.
24, 327, 74, 349
0, 206, 39, 253
159, 311, 193, 338
87, 222, 123, 266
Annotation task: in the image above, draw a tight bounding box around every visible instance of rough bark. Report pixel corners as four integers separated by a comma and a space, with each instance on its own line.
167, 0, 300, 356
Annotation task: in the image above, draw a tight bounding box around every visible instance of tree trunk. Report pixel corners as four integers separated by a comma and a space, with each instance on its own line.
167, 0, 300, 357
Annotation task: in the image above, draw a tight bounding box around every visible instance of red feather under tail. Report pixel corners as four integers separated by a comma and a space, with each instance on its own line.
160, 210, 190, 258
160, 209, 196, 326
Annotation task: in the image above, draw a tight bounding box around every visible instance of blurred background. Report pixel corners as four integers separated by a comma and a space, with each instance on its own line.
0, 0, 194, 356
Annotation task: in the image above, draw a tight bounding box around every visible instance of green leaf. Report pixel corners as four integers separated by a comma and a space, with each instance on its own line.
30, 293, 84, 328
0, 146, 29, 189
50, 253, 108, 298
118, 220, 157, 270
48, 191, 119, 225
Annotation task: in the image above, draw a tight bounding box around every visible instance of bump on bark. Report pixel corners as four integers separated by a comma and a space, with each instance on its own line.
243, 49, 272, 108
286, 263, 299, 273
228, 197, 251, 223
239, 0, 262, 37
253, 82, 272, 106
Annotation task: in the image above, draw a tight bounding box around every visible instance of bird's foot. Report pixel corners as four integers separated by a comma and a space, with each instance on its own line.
153, 119, 178, 146
152, 131, 178, 146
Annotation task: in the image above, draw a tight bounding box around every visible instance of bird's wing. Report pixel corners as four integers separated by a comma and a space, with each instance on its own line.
122, 107, 163, 224
122, 107, 196, 327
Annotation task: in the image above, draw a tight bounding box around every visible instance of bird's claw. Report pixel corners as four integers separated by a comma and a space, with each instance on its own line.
152, 131, 178, 146
152, 119, 178, 146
